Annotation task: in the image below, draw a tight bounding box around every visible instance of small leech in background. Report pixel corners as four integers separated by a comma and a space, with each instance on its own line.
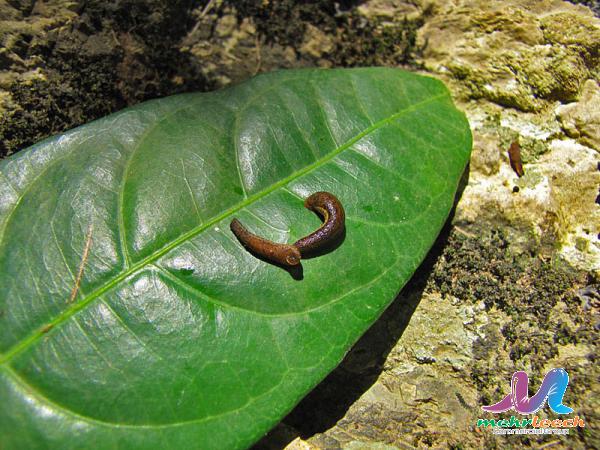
230, 191, 345, 266
508, 140, 525, 177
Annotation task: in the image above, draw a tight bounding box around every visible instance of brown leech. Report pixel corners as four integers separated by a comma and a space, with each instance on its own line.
230, 191, 345, 266
230, 219, 302, 266
293, 191, 345, 254
508, 140, 524, 177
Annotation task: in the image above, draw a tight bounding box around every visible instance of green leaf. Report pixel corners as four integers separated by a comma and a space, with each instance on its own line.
0, 68, 471, 449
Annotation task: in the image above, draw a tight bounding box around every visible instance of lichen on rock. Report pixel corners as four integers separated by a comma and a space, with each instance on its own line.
418, 1, 600, 111
557, 79, 600, 150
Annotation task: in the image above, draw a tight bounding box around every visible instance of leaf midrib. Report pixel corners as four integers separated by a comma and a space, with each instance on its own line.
0, 92, 447, 365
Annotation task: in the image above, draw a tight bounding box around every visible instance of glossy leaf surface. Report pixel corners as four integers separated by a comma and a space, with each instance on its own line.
0, 68, 471, 449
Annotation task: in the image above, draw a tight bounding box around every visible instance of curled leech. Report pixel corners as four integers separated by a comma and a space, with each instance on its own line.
230, 191, 345, 266
293, 191, 345, 254
230, 219, 301, 266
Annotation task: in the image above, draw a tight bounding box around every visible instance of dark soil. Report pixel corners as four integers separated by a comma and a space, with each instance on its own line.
429, 228, 596, 398
0, 0, 211, 157
0, 0, 425, 158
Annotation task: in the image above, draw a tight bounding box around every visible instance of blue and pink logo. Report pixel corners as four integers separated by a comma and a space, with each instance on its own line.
483, 368, 573, 415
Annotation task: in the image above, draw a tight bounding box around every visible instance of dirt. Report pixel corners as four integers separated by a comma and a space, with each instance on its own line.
0, 0, 424, 157
0, 0, 211, 156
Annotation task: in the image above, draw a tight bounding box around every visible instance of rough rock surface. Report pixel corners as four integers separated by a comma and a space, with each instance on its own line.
557, 79, 600, 150
1, 1, 598, 449
419, 1, 599, 111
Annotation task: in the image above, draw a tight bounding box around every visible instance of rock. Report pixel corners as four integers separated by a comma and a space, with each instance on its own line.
300, 293, 489, 449
344, 441, 400, 450
284, 438, 319, 450
469, 123, 502, 176
300, 24, 334, 60
417, 0, 600, 110
557, 79, 600, 151
540, 10, 600, 51
542, 139, 600, 273
356, 0, 422, 21
216, 13, 237, 37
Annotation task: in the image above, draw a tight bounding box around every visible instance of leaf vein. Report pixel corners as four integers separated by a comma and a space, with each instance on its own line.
0, 92, 448, 364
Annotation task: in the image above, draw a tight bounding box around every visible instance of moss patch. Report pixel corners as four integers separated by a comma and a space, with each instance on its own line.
229, 0, 425, 67
230, 0, 351, 47
333, 12, 424, 67
427, 228, 598, 448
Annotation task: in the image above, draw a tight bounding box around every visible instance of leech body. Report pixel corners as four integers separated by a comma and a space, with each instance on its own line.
508, 141, 524, 177
293, 191, 345, 254
230, 219, 301, 266
230, 191, 345, 266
